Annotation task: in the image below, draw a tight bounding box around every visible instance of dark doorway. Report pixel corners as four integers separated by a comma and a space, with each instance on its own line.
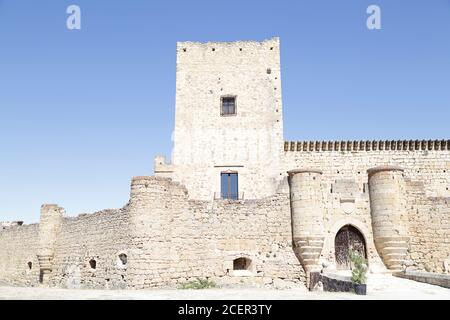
335, 225, 367, 270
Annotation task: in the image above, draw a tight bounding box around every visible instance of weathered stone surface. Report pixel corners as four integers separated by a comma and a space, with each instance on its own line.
0, 38, 449, 289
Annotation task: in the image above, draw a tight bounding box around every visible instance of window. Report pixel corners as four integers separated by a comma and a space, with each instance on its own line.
118, 254, 127, 266
221, 172, 238, 200
221, 96, 236, 116
89, 259, 97, 270
233, 257, 251, 271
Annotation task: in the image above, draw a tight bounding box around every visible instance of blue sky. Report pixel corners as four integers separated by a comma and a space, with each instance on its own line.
1, 1, 449, 223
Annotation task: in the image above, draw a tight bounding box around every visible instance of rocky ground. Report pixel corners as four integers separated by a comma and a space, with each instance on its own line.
0, 274, 449, 300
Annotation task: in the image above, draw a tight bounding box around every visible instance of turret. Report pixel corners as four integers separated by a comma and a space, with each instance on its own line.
127, 176, 187, 288
154, 155, 174, 178
367, 166, 409, 271
287, 169, 325, 286
37, 204, 64, 285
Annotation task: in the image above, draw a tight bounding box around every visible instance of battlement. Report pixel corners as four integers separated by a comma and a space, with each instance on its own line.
177, 37, 279, 54
1, 221, 24, 229
284, 140, 450, 152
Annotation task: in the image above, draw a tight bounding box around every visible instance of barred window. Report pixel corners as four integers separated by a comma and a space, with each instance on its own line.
221, 96, 236, 116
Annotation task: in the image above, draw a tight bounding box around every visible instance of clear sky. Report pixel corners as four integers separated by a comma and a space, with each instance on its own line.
1, 0, 449, 223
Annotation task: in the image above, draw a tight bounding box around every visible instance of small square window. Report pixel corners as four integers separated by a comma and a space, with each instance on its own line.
221, 96, 236, 116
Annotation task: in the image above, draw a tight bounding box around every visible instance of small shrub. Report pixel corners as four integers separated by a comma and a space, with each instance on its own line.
179, 278, 217, 290
349, 250, 368, 284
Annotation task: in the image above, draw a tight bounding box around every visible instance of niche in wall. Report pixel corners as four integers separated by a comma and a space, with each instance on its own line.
230, 257, 254, 277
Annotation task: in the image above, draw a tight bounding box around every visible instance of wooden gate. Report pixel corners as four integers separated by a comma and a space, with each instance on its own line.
335, 225, 366, 270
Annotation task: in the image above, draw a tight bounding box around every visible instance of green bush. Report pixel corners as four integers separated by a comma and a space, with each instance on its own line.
179, 278, 217, 290
349, 250, 368, 284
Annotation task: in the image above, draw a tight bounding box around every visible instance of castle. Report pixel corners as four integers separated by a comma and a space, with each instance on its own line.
1, 38, 449, 290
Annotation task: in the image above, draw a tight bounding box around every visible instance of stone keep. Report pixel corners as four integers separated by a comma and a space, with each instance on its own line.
0, 38, 449, 290
156, 38, 284, 200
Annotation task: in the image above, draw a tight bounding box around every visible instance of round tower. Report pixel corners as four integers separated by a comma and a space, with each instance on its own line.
287, 169, 325, 283
367, 166, 409, 271
130, 176, 157, 205
127, 176, 188, 288
37, 204, 64, 285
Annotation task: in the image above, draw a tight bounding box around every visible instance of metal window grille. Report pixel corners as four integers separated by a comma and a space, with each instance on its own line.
221, 97, 236, 115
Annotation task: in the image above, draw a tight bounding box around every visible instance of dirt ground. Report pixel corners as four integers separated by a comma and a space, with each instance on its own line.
0, 274, 449, 300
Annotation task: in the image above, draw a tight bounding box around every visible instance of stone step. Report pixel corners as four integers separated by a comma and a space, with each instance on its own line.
298, 247, 323, 255
385, 259, 406, 268
380, 241, 409, 249
382, 247, 408, 255
385, 263, 403, 268
384, 253, 407, 260
301, 252, 321, 258
297, 240, 324, 246
377, 236, 409, 243
300, 246, 322, 251
296, 236, 324, 240
302, 258, 320, 266
308, 240, 324, 246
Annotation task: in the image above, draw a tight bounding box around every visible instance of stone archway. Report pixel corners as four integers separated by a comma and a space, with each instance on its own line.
334, 225, 367, 270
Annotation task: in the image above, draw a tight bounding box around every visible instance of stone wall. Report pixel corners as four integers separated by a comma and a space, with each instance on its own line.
0, 176, 304, 289
49, 208, 131, 289
283, 146, 450, 198
283, 146, 450, 273
406, 193, 450, 273
2, 144, 449, 289
0, 223, 40, 286
393, 270, 450, 289
1, 38, 449, 290
127, 176, 303, 289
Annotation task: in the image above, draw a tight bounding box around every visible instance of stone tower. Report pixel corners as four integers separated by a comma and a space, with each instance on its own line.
287, 169, 325, 285
155, 37, 284, 200
37, 204, 64, 285
367, 166, 409, 271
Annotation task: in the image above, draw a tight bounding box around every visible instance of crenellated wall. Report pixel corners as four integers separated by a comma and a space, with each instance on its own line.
283, 146, 450, 274
284, 140, 450, 153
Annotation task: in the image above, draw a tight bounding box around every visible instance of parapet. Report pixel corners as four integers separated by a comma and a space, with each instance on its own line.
41, 204, 60, 211
154, 155, 174, 176
0, 221, 24, 229
131, 176, 156, 184
367, 166, 404, 177
287, 169, 323, 176
130, 176, 188, 196
284, 140, 450, 152
176, 37, 280, 64
177, 37, 279, 51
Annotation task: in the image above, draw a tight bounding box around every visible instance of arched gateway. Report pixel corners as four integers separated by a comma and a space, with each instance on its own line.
335, 225, 367, 270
